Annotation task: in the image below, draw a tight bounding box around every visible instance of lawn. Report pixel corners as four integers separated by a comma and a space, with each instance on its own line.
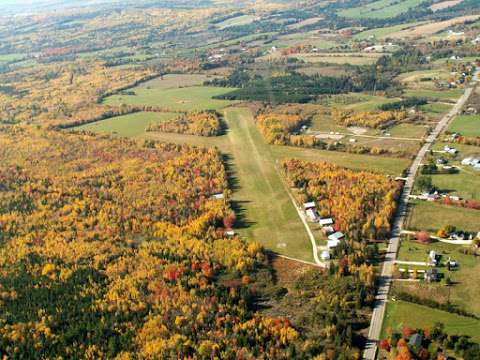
338, 0, 426, 19
382, 300, 480, 342
76, 112, 177, 137
103, 86, 236, 111
406, 200, 480, 233
448, 115, 480, 137
270, 145, 410, 175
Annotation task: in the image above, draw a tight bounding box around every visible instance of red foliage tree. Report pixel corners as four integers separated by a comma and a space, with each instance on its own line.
415, 231, 431, 244
379, 339, 390, 352
402, 326, 414, 338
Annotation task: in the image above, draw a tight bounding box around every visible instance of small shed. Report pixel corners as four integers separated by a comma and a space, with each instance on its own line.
327, 239, 340, 248
225, 230, 235, 238
328, 232, 344, 242
212, 193, 225, 200
303, 201, 316, 209
409, 333, 423, 354
320, 250, 330, 261
306, 209, 318, 222
319, 218, 334, 226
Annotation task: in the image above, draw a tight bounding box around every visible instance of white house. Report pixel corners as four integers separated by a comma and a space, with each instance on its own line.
461, 157, 474, 166
319, 218, 334, 226
212, 193, 225, 200
225, 230, 235, 237
303, 201, 316, 209
322, 226, 335, 235
327, 239, 340, 248
429, 250, 437, 265
320, 250, 330, 261
444, 145, 458, 154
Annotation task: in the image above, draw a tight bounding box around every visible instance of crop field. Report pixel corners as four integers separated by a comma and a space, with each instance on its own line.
215, 14, 256, 29
387, 123, 428, 138
138, 74, 210, 90
403, 88, 464, 101
353, 21, 425, 40
318, 93, 400, 111
338, 0, 426, 19
406, 200, 480, 233
270, 145, 410, 175
270, 32, 338, 49
103, 86, 236, 111
430, 0, 464, 11
76, 111, 177, 137
388, 15, 480, 38
382, 300, 480, 342
448, 115, 480, 137
289, 53, 382, 65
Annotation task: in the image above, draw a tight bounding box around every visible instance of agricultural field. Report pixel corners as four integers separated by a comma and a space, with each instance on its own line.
353, 21, 425, 40
406, 200, 480, 233
138, 74, 211, 89
215, 14, 257, 29
338, 0, 426, 19
448, 114, 480, 137
382, 300, 480, 342
103, 86, 236, 111
76, 112, 177, 137
288, 53, 382, 65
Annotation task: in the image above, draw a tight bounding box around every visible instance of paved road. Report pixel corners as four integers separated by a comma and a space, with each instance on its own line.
363, 70, 479, 360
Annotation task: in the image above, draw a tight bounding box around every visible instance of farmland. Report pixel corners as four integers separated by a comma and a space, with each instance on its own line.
338, 0, 426, 19
103, 86, 236, 111
382, 300, 480, 342
406, 200, 480, 233
76, 112, 176, 137
448, 115, 480, 137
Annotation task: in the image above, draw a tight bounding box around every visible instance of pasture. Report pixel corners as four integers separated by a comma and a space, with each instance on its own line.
215, 15, 256, 29
103, 85, 236, 111
406, 200, 480, 233
448, 115, 480, 137
338, 0, 426, 19
76, 112, 176, 137
382, 300, 480, 342
353, 21, 425, 40
138, 74, 210, 89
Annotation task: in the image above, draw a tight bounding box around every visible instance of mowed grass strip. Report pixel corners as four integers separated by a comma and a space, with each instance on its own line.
270, 145, 410, 176
448, 115, 480, 137
223, 107, 314, 262
406, 200, 480, 233
76, 112, 177, 137
382, 300, 480, 342
104, 86, 236, 111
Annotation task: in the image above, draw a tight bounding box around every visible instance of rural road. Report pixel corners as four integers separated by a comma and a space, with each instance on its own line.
363, 69, 479, 360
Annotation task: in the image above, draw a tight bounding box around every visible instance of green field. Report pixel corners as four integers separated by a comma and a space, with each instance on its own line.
338, 0, 426, 19
426, 171, 480, 201
216, 15, 256, 29
388, 124, 427, 138
448, 115, 480, 137
76, 112, 176, 137
270, 145, 410, 175
353, 21, 424, 40
403, 88, 464, 101
382, 300, 480, 342
103, 86, 236, 111
406, 200, 480, 233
